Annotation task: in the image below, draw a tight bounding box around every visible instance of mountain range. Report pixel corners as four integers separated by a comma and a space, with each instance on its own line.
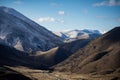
54, 29, 102, 42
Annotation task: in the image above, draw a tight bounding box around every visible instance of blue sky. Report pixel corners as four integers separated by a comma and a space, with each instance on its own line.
0, 0, 120, 32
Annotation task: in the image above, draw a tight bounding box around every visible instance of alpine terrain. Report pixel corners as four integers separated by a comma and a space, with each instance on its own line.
0, 6, 63, 52
54, 29, 102, 42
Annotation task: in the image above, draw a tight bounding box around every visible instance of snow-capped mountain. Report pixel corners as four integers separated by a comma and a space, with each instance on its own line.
0, 6, 63, 52
54, 29, 102, 42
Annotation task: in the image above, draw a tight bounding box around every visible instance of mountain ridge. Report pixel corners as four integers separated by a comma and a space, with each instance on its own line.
0, 6, 63, 52
54, 29, 102, 42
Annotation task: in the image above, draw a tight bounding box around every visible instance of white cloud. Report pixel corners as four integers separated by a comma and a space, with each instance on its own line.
37, 17, 55, 23
36, 17, 65, 24
93, 0, 120, 7
58, 11, 65, 15
57, 19, 65, 23
13, 0, 22, 4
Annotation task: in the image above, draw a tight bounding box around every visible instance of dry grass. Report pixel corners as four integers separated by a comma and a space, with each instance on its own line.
5, 66, 120, 80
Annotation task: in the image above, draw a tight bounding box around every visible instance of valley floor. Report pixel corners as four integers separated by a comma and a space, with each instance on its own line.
0, 66, 120, 80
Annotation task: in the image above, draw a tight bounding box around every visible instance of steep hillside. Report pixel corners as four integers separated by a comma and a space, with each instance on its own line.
54, 27, 120, 74
0, 6, 63, 52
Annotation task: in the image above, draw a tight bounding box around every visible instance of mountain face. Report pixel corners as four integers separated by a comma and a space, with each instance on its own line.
54, 29, 102, 42
0, 6, 63, 52
54, 27, 120, 74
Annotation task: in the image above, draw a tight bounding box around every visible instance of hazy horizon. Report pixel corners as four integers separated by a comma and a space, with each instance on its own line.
0, 0, 120, 32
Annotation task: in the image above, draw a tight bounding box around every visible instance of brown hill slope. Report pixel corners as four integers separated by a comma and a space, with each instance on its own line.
54, 27, 120, 74
34, 39, 91, 67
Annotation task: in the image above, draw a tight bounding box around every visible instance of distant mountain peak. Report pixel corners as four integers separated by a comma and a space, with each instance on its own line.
82, 29, 101, 34
54, 29, 102, 42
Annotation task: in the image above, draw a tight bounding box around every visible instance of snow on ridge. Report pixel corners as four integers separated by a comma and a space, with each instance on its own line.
54, 29, 102, 42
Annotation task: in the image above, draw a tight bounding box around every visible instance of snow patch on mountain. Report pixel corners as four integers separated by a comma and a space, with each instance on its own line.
54, 29, 102, 42
14, 40, 24, 51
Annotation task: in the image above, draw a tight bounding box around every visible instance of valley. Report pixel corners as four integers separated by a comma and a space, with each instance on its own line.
0, 4, 120, 80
